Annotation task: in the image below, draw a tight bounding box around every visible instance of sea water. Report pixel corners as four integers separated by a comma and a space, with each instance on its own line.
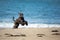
0, 0, 60, 28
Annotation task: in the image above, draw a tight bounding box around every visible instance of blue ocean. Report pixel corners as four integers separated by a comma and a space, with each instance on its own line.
0, 0, 60, 24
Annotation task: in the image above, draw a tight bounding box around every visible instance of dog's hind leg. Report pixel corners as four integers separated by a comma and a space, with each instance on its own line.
13, 23, 19, 28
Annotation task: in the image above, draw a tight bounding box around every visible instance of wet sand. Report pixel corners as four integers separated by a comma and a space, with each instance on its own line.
0, 28, 60, 40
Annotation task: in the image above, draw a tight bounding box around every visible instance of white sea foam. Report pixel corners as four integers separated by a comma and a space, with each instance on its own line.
0, 22, 60, 28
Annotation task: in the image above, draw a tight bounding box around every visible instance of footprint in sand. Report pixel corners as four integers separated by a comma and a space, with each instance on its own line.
52, 33, 60, 35
51, 30, 59, 32
4, 33, 26, 37
0, 35, 1, 37
36, 34, 45, 37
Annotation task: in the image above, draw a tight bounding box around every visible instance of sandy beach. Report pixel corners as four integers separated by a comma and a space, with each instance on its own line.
0, 28, 60, 40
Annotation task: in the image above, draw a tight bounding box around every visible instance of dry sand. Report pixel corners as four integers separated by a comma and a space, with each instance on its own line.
0, 28, 60, 40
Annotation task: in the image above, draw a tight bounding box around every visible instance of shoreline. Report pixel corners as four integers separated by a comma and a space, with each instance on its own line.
0, 23, 60, 28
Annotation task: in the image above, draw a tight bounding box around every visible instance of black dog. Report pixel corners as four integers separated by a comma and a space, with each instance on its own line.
13, 13, 28, 28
